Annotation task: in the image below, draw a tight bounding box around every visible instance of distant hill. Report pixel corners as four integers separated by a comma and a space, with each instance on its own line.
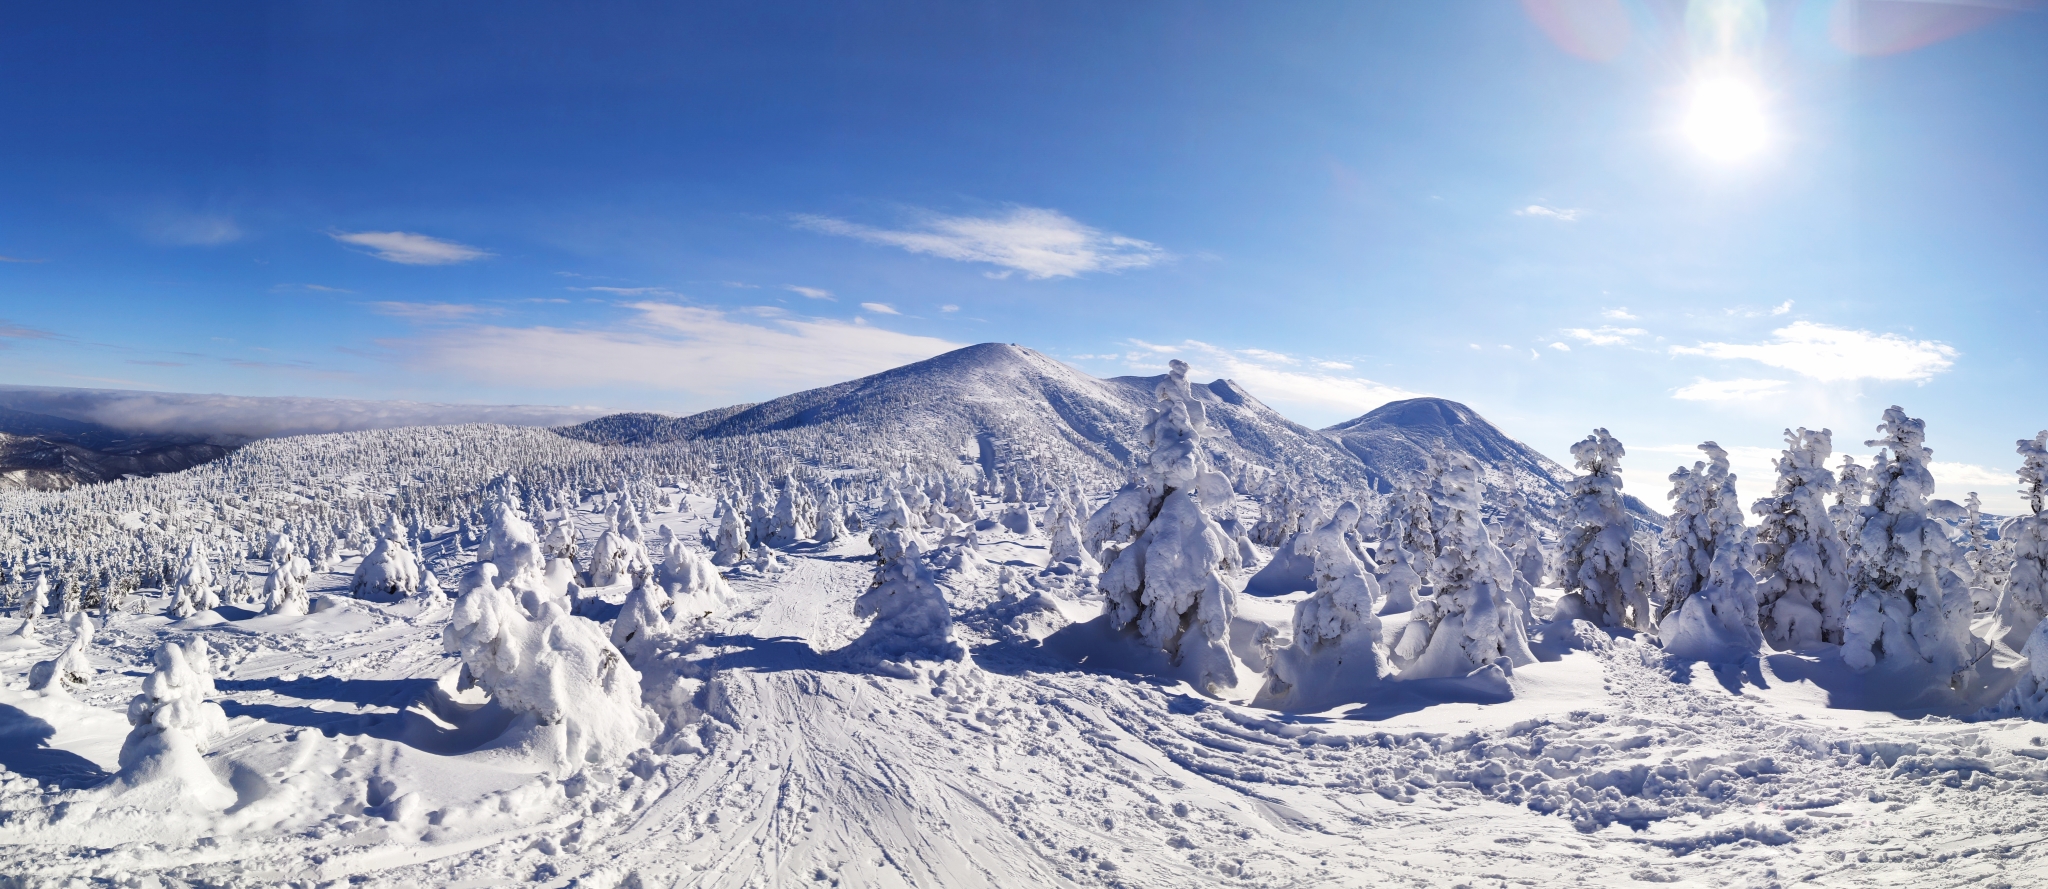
0, 405, 233, 491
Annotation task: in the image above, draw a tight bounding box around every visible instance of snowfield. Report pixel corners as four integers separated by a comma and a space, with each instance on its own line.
1, 345, 2045, 888
5, 488, 2048, 888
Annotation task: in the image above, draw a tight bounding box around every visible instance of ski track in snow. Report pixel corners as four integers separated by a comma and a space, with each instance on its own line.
6, 498, 2048, 888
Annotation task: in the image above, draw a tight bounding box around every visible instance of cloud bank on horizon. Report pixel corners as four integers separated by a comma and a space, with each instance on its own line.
0, 385, 601, 441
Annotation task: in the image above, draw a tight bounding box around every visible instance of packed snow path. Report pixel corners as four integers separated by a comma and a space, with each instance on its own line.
8, 503, 2048, 887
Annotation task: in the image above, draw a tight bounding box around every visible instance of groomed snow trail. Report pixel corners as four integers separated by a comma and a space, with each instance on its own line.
8, 499, 2048, 888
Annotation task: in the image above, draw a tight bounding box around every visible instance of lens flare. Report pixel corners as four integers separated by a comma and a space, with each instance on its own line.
1683, 76, 1767, 161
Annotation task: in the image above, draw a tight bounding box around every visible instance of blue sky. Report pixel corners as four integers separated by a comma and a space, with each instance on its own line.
2, 2, 2044, 511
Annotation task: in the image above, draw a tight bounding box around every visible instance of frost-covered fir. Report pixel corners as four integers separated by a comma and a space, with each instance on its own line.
349, 516, 422, 600
1994, 431, 2048, 647
8, 573, 48, 643
1840, 407, 1977, 682
851, 527, 964, 671
1397, 453, 1536, 680
1750, 428, 1852, 649
170, 536, 219, 619
1092, 359, 1245, 694
115, 640, 233, 808
27, 611, 94, 692
444, 505, 658, 770
1556, 429, 1653, 631
655, 525, 737, 620
1257, 501, 1390, 710
1655, 443, 1763, 662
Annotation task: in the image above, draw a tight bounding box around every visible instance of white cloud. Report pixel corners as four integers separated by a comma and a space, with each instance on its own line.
860, 302, 901, 315
367, 302, 486, 322
1771, 300, 1793, 315
1515, 205, 1582, 221
1315, 360, 1353, 370
795, 206, 1165, 279
1602, 307, 1637, 320
396, 302, 961, 402
939, 304, 960, 313
1562, 326, 1649, 346
785, 285, 834, 300
331, 231, 492, 265
1671, 321, 1956, 382
1549, 342, 1571, 351
1931, 462, 2025, 515
1120, 339, 1421, 426
1671, 378, 1789, 402
1238, 348, 1297, 365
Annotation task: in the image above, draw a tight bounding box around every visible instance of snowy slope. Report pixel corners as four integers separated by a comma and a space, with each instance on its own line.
562, 342, 1376, 493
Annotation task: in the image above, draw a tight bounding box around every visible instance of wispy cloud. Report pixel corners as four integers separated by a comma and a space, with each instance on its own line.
1118, 340, 1420, 426
1601, 307, 1637, 320
394, 302, 962, 402
570, 286, 677, 297
331, 231, 491, 265
1671, 378, 1789, 402
785, 285, 834, 300
0, 255, 47, 263
860, 302, 901, 315
124, 360, 188, 367
939, 304, 961, 313
1515, 205, 1582, 221
1671, 321, 1956, 382
272, 283, 355, 294
1771, 300, 1793, 315
1549, 342, 1571, 351
795, 206, 1166, 279
0, 320, 57, 342
368, 302, 487, 322
1561, 326, 1648, 346
144, 213, 243, 246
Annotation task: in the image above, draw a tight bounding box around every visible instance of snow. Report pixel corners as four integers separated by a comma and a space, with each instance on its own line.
5, 349, 2048, 887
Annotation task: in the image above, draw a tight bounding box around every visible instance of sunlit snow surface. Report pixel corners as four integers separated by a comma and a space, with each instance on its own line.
5, 493, 2048, 887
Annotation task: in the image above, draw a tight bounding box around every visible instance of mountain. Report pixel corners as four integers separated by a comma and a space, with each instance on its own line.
558, 343, 1642, 527
1321, 397, 1661, 524
559, 342, 1374, 491
0, 405, 234, 491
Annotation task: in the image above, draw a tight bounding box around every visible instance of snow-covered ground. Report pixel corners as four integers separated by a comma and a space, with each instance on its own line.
6, 489, 2048, 889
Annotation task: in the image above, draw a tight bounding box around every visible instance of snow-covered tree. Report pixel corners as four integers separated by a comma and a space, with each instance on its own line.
1750, 428, 1852, 648
1840, 406, 1977, 681
850, 527, 964, 670
1257, 501, 1390, 709
814, 485, 847, 543
588, 504, 651, 587
1833, 455, 1868, 547
611, 581, 670, 666
655, 527, 736, 620
1397, 453, 1537, 678
1655, 443, 1763, 661
349, 517, 422, 600
1091, 359, 1245, 694
445, 505, 659, 770
1993, 431, 2048, 646
1045, 492, 1100, 573
769, 474, 816, 546
1388, 486, 1438, 587
1556, 429, 1653, 631
27, 612, 94, 693
711, 497, 751, 567
1376, 532, 1423, 616
170, 537, 219, 619
115, 640, 234, 808
9, 573, 47, 643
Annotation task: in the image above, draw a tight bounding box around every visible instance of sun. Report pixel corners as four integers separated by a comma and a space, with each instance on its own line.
1683, 75, 1768, 161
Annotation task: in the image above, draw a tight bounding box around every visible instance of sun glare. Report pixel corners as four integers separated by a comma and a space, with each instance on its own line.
1683, 76, 1768, 161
